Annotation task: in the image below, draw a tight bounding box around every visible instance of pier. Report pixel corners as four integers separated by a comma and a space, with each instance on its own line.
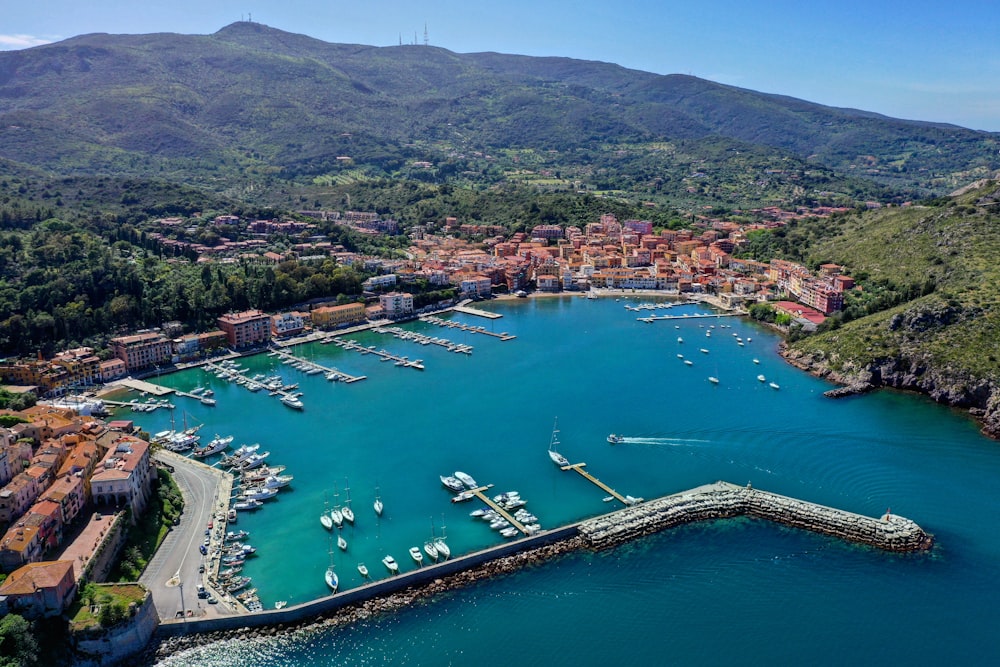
637, 312, 742, 323
560, 462, 631, 505
468, 487, 530, 535
328, 337, 427, 369
418, 316, 516, 341
270, 348, 366, 382
114, 377, 210, 407
371, 325, 473, 354
453, 304, 503, 319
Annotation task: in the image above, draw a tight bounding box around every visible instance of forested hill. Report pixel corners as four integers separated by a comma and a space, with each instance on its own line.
0, 21, 995, 195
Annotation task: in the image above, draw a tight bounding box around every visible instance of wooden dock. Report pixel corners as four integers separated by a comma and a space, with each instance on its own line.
271, 348, 367, 382
372, 325, 473, 353
453, 305, 503, 320
469, 487, 530, 535
418, 316, 515, 341
637, 312, 742, 323
328, 338, 426, 369
117, 378, 174, 396
560, 462, 630, 505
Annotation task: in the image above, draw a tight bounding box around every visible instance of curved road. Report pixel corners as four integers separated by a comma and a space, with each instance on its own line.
140, 451, 236, 621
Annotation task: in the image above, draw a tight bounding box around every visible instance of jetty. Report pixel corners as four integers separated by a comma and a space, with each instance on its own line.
468, 486, 530, 535
270, 348, 366, 383
418, 316, 515, 341
559, 462, 631, 505
371, 325, 474, 353
114, 378, 210, 407
453, 305, 503, 319
637, 312, 742, 323
328, 337, 427, 369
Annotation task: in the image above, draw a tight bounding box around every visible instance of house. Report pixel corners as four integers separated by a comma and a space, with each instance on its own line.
91, 436, 154, 519
0, 560, 77, 618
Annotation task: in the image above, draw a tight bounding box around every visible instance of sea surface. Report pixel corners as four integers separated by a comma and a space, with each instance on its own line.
124, 296, 1000, 666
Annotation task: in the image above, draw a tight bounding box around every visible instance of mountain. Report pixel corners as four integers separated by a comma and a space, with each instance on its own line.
0, 21, 996, 200
782, 179, 1000, 438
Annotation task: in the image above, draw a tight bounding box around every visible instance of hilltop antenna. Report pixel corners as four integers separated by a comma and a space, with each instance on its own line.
248, 12, 253, 23
424, 23, 429, 46
414, 31, 418, 46
399, 33, 402, 46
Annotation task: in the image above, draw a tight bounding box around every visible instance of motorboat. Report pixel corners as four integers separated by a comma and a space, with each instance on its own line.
281, 394, 304, 410
547, 418, 570, 467
358, 563, 369, 578
700, 348, 710, 354
222, 443, 259, 466
708, 377, 720, 384
770, 382, 780, 390
451, 491, 474, 503
500, 527, 519, 538
607, 433, 624, 445
677, 337, 683, 343
757, 374, 767, 382
237, 452, 270, 470
684, 360, 694, 366
409, 546, 424, 565
382, 555, 399, 574
238, 486, 278, 501
440, 475, 465, 493
337, 534, 348, 551
191, 434, 233, 458
424, 540, 439, 561
454, 471, 478, 489
232, 499, 263, 511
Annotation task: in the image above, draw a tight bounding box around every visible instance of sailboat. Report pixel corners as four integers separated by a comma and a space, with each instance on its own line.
330, 483, 344, 528
337, 533, 348, 551
547, 418, 570, 467
434, 521, 451, 559
341, 482, 355, 525
325, 541, 339, 592
424, 518, 440, 561
373, 486, 384, 517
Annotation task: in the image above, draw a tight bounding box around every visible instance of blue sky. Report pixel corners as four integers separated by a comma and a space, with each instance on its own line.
4, 0, 999, 131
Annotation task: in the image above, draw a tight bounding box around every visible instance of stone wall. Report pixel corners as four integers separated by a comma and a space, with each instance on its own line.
73, 591, 160, 666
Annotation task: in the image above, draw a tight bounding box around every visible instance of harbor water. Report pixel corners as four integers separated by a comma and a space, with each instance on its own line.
133, 296, 1000, 665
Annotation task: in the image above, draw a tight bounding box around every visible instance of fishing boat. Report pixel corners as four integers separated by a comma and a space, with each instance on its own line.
382, 555, 399, 574
373, 487, 384, 517
224, 530, 249, 543
607, 433, 624, 444
440, 475, 465, 493
409, 546, 424, 566
547, 418, 570, 467
454, 471, 478, 489
357, 562, 369, 578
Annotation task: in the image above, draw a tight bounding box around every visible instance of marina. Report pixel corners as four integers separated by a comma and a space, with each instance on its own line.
268, 347, 366, 383
637, 312, 743, 323
452, 304, 504, 319
371, 324, 474, 353
327, 337, 428, 368
418, 315, 516, 341
558, 461, 633, 505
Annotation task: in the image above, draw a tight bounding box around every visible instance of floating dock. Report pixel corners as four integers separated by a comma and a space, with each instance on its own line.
559, 462, 631, 505
328, 338, 426, 369
115, 378, 209, 407
371, 325, 473, 353
637, 312, 742, 323
270, 348, 366, 382
419, 316, 515, 341
468, 486, 530, 535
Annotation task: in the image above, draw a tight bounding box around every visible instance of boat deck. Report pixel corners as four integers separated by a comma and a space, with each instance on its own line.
327, 338, 427, 369
270, 349, 367, 382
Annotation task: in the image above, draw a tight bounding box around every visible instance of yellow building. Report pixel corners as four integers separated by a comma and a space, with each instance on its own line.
311, 303, 366, 329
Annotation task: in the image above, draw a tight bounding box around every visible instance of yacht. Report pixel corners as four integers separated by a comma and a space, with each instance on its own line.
454, 471, 478, 489
607, 433, 624, 444
769, 382, 780, 390
547, 418, 570, 467
357, 563, 369, 578
382, 555, 399, 574
409, 546, 424, 566
281, 395, 304, 410
440, 475, 465, 493
373, 487, 384, 517
708, 376, 720, 384
191, 434, 233, 458
684, 360, 694, 366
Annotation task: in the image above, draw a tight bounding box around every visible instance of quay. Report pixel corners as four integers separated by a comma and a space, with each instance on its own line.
453, 304, 503, 319
270, 348, 366, 383
328, 337, 427, 369
468, 486, 530, 535
101, 399, 174, 412
418, 315, 516, 341
373, 325, 473, 353
114, 378, 212, 407
153, 479, 931, 645
637, 312, 743, 323
559, 462, 630, 505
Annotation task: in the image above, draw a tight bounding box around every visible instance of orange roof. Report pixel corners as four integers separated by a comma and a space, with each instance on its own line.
0, 560, 74, 594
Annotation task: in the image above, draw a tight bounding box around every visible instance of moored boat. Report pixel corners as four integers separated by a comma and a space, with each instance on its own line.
547, 418, 570, 467
382, 555, 399, 574
357, 562, 369, 578
440, 475, 465, 493
409, 546, 424, 566
454, 471, 477, 489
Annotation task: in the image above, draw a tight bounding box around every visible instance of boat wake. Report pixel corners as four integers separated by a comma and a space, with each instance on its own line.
618, 437, 711, 446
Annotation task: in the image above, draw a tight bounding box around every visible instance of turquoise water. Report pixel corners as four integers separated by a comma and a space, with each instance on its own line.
133, 297, 1000, 666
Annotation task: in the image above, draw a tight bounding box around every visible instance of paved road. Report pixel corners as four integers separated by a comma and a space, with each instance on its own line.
141, 451, 236, 621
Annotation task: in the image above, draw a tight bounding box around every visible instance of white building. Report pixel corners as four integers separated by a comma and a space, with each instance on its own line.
379, 292, 414, 319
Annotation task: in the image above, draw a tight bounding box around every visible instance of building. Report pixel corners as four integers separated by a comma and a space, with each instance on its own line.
110, 332, 173, 372
90, 436, 154, 518
458, 275, 492, 299
50, 348, 102, 388
99, 358, 127, 382
378, 292, 414, 319
0, 440, 32, 488
271, 312, 306, 338
217, 310, 272, 349
311, 303, 366, 330
0, 560, 77, 618
362, 274, 398, 291
0, 523, 42, 572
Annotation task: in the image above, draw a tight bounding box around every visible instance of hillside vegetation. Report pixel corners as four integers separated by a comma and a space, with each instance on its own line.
783, 181, 1000, 436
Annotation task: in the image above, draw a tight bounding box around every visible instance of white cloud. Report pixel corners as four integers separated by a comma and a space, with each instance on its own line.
0, 34, 57, 50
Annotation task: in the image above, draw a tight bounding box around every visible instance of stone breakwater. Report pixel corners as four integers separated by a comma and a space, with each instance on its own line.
138, 481, 931, 664
579, 481, 933, 552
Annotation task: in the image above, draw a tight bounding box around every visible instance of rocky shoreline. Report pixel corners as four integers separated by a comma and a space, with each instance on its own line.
780, 343, 1000, 440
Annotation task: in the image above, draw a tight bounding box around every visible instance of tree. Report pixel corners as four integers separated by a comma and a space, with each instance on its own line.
0, 613, 39, 667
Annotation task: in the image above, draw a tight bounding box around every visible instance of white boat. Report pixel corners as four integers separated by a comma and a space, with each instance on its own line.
373, 487, 384, 517
191, 434, 233, 458
757, 374, 767, 382
320, 512, 333, 531
382, 555, 399, 574
607, 433, 624, 444
222, 443, 260, 466
252, 474, 293, 490
358, 562, 369, 578
325, 566, 338, 592
409, 546, 424, 566
770, 382, 780, 390
274, 601, 287, 610
677, 354, 684, 359
708, 376, 720, 384
232, 499, 262, 511
684, 360, 694, 366
753, 358, 760, 364
337, 534, 348, 551
434, 525, 451, 559
239, 486, 278, 501
451, 490, 475, 503
677, 337, 683, 343
500, 527, 519, 538
440, 475, 465, 493
454, 471, 478, 489
547, 418, 570, 467
700, 348, 710, 354
424, 540, 439, 561
281, 395, 304, 410
342, 485, 355, 524
237, 451, 270, 470
200, 397, 217, 406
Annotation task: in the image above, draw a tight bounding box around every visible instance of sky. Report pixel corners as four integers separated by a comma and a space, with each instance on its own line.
3, 0, 999, 132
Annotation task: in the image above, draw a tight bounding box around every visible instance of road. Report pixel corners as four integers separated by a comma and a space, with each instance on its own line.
141, 450, 237, 621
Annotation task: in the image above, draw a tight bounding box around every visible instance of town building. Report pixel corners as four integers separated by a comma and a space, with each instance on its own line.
0, 560, 76, 618
271, 312, 307, 338
90, 436, 154, 518
311, 303, 367, 329
217, 310, 272, 349
110, 332, 173, 372
378, 292, 415, 319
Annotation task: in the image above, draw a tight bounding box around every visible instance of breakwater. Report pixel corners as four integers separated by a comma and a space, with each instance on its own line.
142, 481, 930, 663
578, 481, 933, 552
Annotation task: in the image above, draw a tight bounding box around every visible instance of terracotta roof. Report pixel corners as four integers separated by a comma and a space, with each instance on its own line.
0, 560, 74, 594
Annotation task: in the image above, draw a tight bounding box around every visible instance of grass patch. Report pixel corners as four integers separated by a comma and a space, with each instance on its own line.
69, 583, 147, 632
